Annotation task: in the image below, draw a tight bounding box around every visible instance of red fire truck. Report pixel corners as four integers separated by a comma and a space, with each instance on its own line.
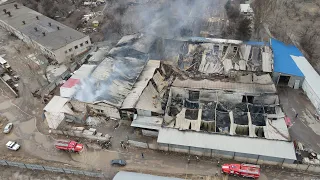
55, 140, 84, 153
221, 163, 260, 179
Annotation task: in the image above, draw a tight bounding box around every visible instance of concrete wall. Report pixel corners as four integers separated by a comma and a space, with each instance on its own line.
168, 144, 189, 153
88, 103, 120, 119
137, 109, 152, 116
142, 129, 159, 137
130, 141, 320, 172
253, 95, 278, 105
54, 36, 91, 63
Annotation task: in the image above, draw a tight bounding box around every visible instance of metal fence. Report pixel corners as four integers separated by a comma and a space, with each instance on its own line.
0, 160, 106, 178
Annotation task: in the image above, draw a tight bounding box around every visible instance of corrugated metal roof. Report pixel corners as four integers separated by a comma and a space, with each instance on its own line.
153, 71, 167, 92
60, 65, 96, 98
61, 78, 80, 88
44, 96, 72, 114
270, 39, 304, 77
131, 116, 163, 130
121, 60, 160, 109
0, 2, 87, 50
264, 118, 290, 141
172, 79, 277, 94
292, 55, 320, 101
135, 83, 164, 113
113, 171, 183, 180
111, 34, 156, 54
71, 65, 96, 79
157, 128, 296, 160
73, 56, 148, 107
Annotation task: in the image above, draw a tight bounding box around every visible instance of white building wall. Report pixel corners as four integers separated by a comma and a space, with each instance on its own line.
302, 80, 320, 110
54, 36, 91, 63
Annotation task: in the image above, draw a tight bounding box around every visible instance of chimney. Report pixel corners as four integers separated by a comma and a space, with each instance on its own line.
36, 16, 39, 20
57, 26, 60, 30
22, 20, 25, 25
48, 22, 51, 26
7, 11, 11, 17
14, 4, 18, 9
3, 9, 6, 14
42, 32, 46, 36
34, 27, 38, 31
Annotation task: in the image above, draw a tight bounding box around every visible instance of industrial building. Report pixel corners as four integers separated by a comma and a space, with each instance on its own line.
240, 3, 254, 16
271, 39, 304, 89
0, 2, 91, 63
271, 38, 320, 110
127, 37, 296, 164
43, 35, 297, 164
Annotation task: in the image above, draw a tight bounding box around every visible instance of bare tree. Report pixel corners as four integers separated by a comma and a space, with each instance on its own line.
251, 0, 277, 34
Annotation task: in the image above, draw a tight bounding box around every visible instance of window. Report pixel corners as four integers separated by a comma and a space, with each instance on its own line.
65, 50, 68, 54
69, 48, 72, 52
74, 45, 78, 49
80, 43, 83, 47
85, 40, 89, 44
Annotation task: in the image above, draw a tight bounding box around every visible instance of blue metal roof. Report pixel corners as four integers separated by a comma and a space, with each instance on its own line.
270, 38, 304, 77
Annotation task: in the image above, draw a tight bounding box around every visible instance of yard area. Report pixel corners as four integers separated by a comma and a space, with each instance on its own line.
278, 87, 320, 153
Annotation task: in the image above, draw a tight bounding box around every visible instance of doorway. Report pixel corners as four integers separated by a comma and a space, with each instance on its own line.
278, 75, 290, 86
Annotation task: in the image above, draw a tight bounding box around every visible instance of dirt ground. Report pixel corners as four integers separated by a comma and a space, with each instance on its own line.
0, 166, 101, 180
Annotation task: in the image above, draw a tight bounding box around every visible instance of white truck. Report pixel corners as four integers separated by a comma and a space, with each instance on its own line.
6, 141, 20, 151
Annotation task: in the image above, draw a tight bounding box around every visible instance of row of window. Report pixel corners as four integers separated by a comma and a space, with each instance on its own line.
65, 40, 89, 54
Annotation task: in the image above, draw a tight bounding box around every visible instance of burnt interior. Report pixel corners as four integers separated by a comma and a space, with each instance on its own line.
185, 109, 199, 120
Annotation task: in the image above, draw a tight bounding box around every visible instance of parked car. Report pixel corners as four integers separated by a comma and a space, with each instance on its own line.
6, 141, 20, 151
3, 123, 13, 134
110, 159, 126, 166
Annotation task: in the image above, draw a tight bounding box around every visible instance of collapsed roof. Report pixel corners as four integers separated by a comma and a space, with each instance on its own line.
61, 33, 157, 107
162, 38, 273, 76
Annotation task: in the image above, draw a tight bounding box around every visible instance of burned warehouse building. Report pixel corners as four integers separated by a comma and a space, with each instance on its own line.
44, 34, 296, 165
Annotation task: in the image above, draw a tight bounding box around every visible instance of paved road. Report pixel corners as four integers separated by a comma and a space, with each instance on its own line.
278, 87, 320, 153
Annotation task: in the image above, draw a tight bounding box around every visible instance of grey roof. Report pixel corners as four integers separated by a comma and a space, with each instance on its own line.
0, 2, 86, 50
73, 56, 148, 107
110, 33, 156, 55
157, 128, 296, 160
121, 60, 160, 109
172, 79, 277, 94
131, 116, 163, 130
113, 171, 183, 180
